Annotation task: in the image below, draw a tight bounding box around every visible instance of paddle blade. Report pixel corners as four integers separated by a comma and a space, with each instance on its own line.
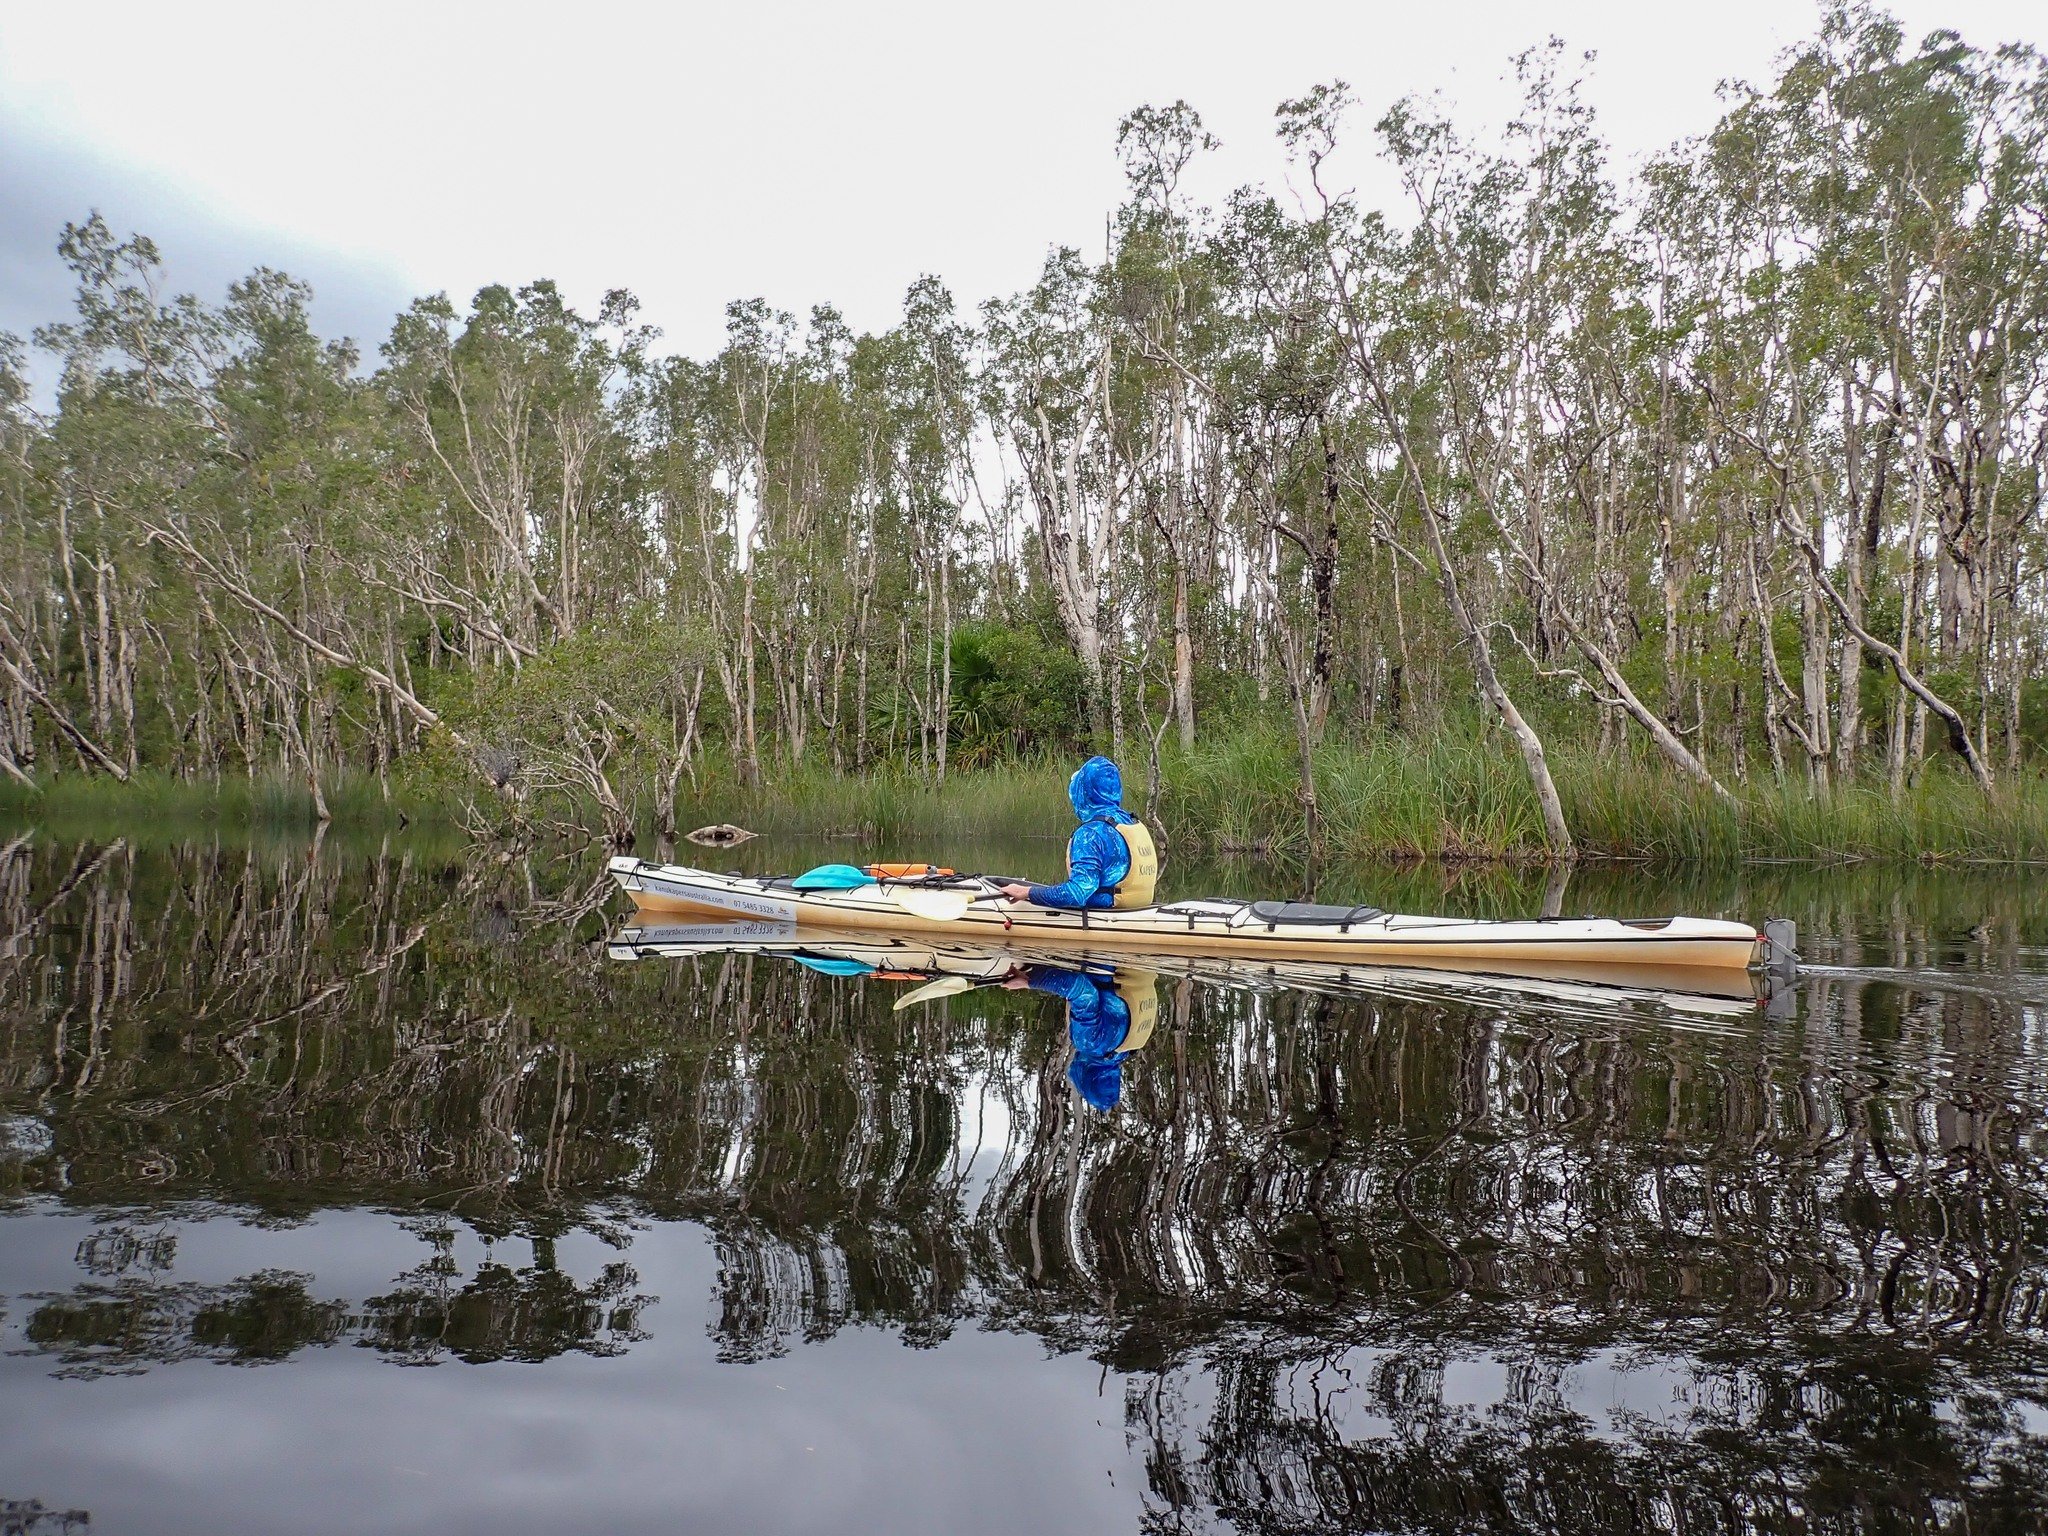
892, 974, 976, 1011
886, 886, 974, 922
791, 864, 873, 891
791, 956, 876, 977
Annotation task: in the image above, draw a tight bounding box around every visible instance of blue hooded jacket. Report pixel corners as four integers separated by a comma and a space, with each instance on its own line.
1026, 756, 1135, 910
1020, 964, 1135, 1112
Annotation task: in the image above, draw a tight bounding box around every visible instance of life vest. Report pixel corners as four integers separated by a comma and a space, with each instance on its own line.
1108, 822, 1159, 908
1111, 969, 1159, 1051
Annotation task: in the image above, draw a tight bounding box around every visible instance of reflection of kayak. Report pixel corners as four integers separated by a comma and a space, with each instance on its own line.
605, 920, 1770, 1016
606, 857, 1767, 974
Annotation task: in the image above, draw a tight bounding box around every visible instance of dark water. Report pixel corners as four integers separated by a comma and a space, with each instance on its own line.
3, 829, 2047, 1535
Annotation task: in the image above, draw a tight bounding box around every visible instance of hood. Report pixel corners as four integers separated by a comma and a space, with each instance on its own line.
1068, 1055, 1125, 1112
1067, 756, 1134, 825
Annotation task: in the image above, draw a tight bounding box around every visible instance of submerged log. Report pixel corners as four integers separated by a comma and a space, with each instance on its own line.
685, 823, 756, 847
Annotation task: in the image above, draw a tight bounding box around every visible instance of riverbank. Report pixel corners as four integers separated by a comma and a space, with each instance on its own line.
1159, 733, 2048, 864
2, 733, 2043, 865
691, 734, 2048, 865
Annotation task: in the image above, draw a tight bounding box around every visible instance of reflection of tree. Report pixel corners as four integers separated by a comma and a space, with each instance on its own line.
73, 1224, 176, 1276
22, 1270, 344, 1378
1122, 1341, 2048, 1535
4, 838, 2048, 1530
1, 1501, 91, 1536
361, 1253, 651, 1365
707, 1217, 972, 1363
17, 1252, 653, 1375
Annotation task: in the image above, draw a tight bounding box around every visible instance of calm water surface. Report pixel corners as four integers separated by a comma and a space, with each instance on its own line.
2, 828, 2046, 1534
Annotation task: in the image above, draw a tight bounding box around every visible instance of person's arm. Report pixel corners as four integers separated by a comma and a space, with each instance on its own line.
1019, 830, 1108, 910
1016, 965, 1096, 1005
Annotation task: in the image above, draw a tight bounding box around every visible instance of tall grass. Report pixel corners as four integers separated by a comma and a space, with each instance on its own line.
688, 758, 1074, 848
1559, 751, 2048, 863
7, 731, 2045, 865
1160, 732, 1556, 860
1153, 729, 2048, 864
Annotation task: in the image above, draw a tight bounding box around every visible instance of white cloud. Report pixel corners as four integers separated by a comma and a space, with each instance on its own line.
4, 0, 2041, 360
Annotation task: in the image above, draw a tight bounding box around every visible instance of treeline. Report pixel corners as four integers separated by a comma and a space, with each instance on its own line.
0, 4, 2043, 850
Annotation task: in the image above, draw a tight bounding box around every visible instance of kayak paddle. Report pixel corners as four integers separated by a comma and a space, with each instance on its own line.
792, 862, 981, 893
791, 864, 873, 891
891, 974, 979, 1010
790, 863, 1003, 921
883, 886, 978, 922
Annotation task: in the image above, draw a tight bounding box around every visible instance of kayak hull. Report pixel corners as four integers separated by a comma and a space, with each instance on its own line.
607, 858, 1763, 973
609, 920, 1770, 1010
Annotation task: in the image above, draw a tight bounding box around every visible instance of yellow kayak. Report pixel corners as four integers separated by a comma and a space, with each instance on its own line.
607, 857, 1771, 974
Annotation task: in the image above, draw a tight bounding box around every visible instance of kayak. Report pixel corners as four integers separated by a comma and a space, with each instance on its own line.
607, 918, 1774, 1014
606, 856, 1772, 973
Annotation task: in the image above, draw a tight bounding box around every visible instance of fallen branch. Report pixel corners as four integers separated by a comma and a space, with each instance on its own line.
1777, 509, 1993, 792
0, 646, 129, 780
143, 517, 480, 764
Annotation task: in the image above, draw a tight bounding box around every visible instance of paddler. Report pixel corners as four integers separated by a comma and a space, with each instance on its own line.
996, 755, 1159, 910
1001, 962, 1158, 1110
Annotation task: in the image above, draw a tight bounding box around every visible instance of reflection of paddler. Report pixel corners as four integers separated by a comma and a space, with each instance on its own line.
1004, 964, 1158, 1111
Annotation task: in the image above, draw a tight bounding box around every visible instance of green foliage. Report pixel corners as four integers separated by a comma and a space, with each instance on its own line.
445, 616, 711, 749
3, 5, 2042, 864
947, 621, 1089, 765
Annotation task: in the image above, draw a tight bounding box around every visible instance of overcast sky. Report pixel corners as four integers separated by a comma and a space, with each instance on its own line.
3, 0, 2040, 380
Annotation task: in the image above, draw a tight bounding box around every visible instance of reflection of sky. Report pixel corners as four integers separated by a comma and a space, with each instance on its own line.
949, 1060, 1019, 1212
7, 1207, 1720, 1530
1257, 1348, 1671, 1441
19, 1198, 2019, 1535
0, 1205, 1139, 1536
0, 1206, 1683, 1535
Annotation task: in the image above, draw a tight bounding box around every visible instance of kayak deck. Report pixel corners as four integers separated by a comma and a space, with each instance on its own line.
607, 858, 1764, 973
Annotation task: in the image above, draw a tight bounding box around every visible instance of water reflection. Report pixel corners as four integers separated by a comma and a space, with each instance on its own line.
2, 832, 2046, 1532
